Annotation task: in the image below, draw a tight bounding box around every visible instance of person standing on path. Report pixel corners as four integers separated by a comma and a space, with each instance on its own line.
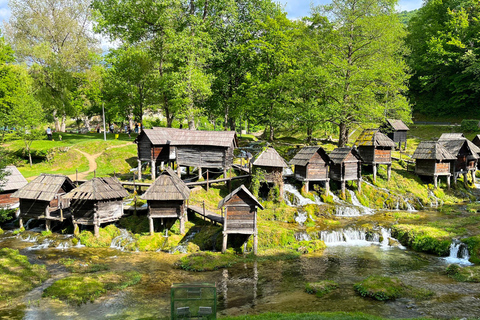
46, 127, 52, 140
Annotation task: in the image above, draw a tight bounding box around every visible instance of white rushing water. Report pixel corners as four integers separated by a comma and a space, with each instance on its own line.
27, 239, 53, 251
348, 190, 374, 215
444, 240, 473, 266
284, 184, 319, 206
110, 229, 136, 251
318, 227, 402, 248
294, 210, 308, 225
169, 231, 198, 254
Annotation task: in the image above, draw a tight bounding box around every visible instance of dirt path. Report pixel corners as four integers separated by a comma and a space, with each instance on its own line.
68, 143, 133, 181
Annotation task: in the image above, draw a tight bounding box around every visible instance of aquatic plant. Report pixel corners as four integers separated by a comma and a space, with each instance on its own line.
354, 276, 404, 301
305, 280, 339, 297
446, 264, 480, 282
178, 252, 239, 271
59, 258, 110, 274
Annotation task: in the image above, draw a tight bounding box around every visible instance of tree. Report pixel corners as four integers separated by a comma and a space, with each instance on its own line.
0, 29, 16, 142
4, 0, 100, 132
311, 0, 410, 147
407, 0, 480, 117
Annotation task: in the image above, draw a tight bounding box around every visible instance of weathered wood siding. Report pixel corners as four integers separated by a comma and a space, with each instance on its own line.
97, 200, 124, 222
388, 131, 407, 143
358, 146, 375, 163
224, 192, 257, 234
70, 200, 95, 219
19, 199, 49, 217
329, 164, 342, 181
344, 162, 359, 181
374, 148, 392, 164
436, 162, 450, 174
415, 159, 450, 176
260, 167, 283, 183
454, 155, 467, 172
176, 146, 228, 168
306, 152, 328, 180
148, 200, 183, 218
137, 134, 154, 161
294, 165, 307, 180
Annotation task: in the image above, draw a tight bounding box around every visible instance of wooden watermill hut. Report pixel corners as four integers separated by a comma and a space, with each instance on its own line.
290, 146, 331, 193
141, 167, 190, 235
0, 166, 28, 208
64, 177, 129, 236
328, 147, 362, 196
252, 147, 288, 183
218, 185, 264, 255
438, 136, 480, 185
354, 129, 396, 182
134, 128, 237, 180
381, 119, 409, 150
412, 141, 456, 189
12, 174, 76, 231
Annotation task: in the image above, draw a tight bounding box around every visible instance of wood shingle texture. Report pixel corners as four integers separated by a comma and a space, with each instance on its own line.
63, 177, 128, 201
142, 167, 190, 201
412, 141, 456, 180
218, 185, 264, 210
355, 129, 396, 147
252, 147, 288, 168
290, 146, 330, 183
386, 119, 409, 131
12, 174, 75, 202
289, 146, 329, 166
0, 166, 28, 192
412, 141, 457, 160
439, 133, 465, 141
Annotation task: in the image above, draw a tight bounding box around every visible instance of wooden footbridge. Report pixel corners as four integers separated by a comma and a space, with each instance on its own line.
187, 201, 224, 225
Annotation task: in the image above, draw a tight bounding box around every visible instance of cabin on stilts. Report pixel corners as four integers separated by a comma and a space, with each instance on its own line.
328, 147, 362, 197
141, 167, 190, 235
290, 146, 331, 193
12, 174, 75, 231
438, 135, 480, 185
64, 177, 128, 236
0, 166, 28, 209
354, 129, 396, 182
134, 128, 237, 181
412, 141, 456, 189
252, 147, 288, 183
218, 185, 264, 255
381, 119, 409, 150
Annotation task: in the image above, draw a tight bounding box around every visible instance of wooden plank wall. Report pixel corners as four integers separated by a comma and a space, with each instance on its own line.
71, 200, 95, 219
177, 146, 226, 168
97, 200, 123, 222
226, 206, 255, 232
0, 193, 17, 207
149, 200, 183, 218
20, 199, 49, 217
307, 153, 328, 180
344, 162, 358, 180
137, 135, 154, 161
358, 146, 375, 163
374, 148, 392, 163
329, 164, 342, 181
294, 165, 307, 180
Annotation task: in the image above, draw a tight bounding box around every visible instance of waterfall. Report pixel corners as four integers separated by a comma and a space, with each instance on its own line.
21, 234, 39, 243
284, 184, 322, 206
295, 210, 308, 225
24, 218, 35, 230
405, 199, 416, 212
318, 227, 401, 248
294, 232, 311, 241
348, 190, 374, 215
27, 239, 53, 251
110, 229, 136, 251
335, 206, 362, 217
55, 242, 70, 250
169, 231, 198, 254
444, 240, 473, 266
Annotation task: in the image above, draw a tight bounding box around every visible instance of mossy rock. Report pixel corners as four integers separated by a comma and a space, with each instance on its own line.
78, 225, 122, 248
135, 233, 169, 252
391, 224, 451, 256
446, 264, 480, 282
177, 252, 239, 271
305, 280, 339, 297
354, 276, 404, 301
119, 215, 150, 234
293, 240, 326, 254
463, 236, 480, 264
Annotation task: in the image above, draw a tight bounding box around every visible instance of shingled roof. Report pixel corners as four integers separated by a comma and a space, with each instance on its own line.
439, 133, 465, 141
355, 129, 396, 147
141, 167, 190, 201
0, 166, 28, 192
386, 119, 409, 131
289, 146, 330, 166
63, 177, 128, 201
252, 147, 288, 168
135, 128, 237, 148
412, 141, 457, 160
11, 174, 75, 201
329, 148, 362, 165
218, 185, 264, 210
439, 139, 480, 158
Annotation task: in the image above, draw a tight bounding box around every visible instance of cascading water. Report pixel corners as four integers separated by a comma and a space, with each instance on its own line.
348, 190, 374, 215
295, 210, 308, 225
110, 229, 136, 251
169, 231, 198, 254
444, 240, 473, 265
318, 227, 402, 248
27, 239, 53, 250
294, 232, 311, 241
24, 218, 35, 230
284, 184, 318, 206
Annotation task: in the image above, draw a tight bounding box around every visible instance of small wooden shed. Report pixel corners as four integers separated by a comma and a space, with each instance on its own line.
355, 129, 396, 182
289, 146, 331, 193
438, 137, 480, 185
252, 147, 288, 183
141, 167, 190, 235
0, 166, 28, 208
12, 174, 76, 231
329, 147, 362, 196
64, 177, 129, 236
412, 141, 456, 189
382, 119, 409, 149
218, 185, 264, 255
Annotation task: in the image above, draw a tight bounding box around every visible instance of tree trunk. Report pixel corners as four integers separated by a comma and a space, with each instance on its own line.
306, 127, 313, 143
269, 124, 274, 142
83, 116, 91, 131
53, 110, 61, 132
338, 122, 348, 147
229, 118, 236, 132
60, 114, 66, 132
188, 118, 195, 130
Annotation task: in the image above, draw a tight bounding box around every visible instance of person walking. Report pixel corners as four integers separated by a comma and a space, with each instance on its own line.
46, 127, 52, 140
109, 123, 114, 134
134, 123, 139, 134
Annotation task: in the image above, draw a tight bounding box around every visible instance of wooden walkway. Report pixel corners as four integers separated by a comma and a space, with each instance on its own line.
232, 164, 251, 174
187, 204, 224, 224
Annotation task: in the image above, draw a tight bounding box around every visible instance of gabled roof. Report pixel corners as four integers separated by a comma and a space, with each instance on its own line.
252, 147, 288, 168
11, 174, 75, 201
329, 147, 362, 165
0, 166, 28, 192
63, 177, 128, 201
473, 134, 480, 144
141, 167, 190, 201
439, 139, 480, 159
412, 141, 457, 160
355, 129, 396, 147
289, 146, 330, 166
439, 133, 465, 141
386, 119, 409, 131
135, 128, 237, 148
218, 185, 264, 210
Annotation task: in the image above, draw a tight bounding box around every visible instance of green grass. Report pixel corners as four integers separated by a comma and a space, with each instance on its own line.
86, 144, 137, 178
392, 225, 452, 256
220, 312, 430, 320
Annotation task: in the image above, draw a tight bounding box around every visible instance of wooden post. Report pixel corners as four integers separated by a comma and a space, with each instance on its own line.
198, 167, 203, 179
222, 232, 228, 253
19, 218, 23, 229
73, 221, 79, 236
387, 164, 392, 181
372, 164, 377, 182
357, 178, 362, 193
180, 206, 185, 234
434, 175, 438, 189
305, 181, 309, 193
472, 170, 476, 184
60, 208, 64, 222
206, 170, 209, 191
177, 165, 181, 178
151, 160, 156, 180
341, 180, 346, 198
447, 175, 451, 190
228, 169, 232, 193
253, 209, 258, 255
161, 161, 164, 171
464, 172, 468, 187
224, 168, 227, 185
325, 180, 330, 195
138, 160, 142, 180
45, 220, 51, 232
149, 216, 154, 235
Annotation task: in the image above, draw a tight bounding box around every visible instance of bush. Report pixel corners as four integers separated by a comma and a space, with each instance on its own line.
354, 276, 404, 301
305, 280, 339, 297
461, 119, 479, 132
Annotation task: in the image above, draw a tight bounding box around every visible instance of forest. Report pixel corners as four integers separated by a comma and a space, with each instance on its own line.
0, 0, 479, 153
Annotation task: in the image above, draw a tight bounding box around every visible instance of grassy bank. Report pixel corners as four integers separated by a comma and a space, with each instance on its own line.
220, 312, 430, 320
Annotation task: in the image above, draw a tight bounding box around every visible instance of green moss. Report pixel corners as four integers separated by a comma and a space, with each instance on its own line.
0, 228, 3, 235
293, 240, 327, 254
41, 230, 52, 237
261, 201, 296, 222
119, 215, 150, 234
178, 252, 239, 271
446, 264, 480, 282
59, 258, 110, 273
305, 280, 339, 297
463, 236, 480, 264
0, 248, 49, 301
12, 227, 24, 235
78, 225, 121, 248
257, 221, 297, 249
354, 276, 404, 301
392, 225, 452, 256
42, 271, 141, 305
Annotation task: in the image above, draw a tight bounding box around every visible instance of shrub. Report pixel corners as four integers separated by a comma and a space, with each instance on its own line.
305, 280, 339, 297
461, 119, 479, 132
354, 276, 404, 301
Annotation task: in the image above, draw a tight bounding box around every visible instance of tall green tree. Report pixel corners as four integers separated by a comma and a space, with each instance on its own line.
0, 29, 16, 142
311, 0, 410, 147
5, 0, 100, 132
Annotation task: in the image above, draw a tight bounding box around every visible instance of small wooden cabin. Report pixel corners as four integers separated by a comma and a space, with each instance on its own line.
12, 174, 76, 231
64, 177, 129, 236
381, 119, 409, 150
438, 137, 480, 185
141, 167, 190, 235
252, 147, 288, 183
328, 147, 362, 196
218, 185, 264, 255
0, 166, 28, 209
289, 146, 330, 193
412, 141, 456, 189
134, 128, 237, 180
355, 129, 396, 182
